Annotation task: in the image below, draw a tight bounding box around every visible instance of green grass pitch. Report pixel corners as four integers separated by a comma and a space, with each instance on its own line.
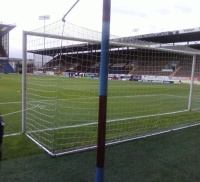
0, 74, 200, 182
1, 74, 200, 155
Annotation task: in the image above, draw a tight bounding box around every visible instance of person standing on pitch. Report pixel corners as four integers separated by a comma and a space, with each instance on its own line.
0, 114, 4, 161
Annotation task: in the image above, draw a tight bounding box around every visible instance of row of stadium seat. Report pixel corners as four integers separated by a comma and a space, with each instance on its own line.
0, 60, 15, 74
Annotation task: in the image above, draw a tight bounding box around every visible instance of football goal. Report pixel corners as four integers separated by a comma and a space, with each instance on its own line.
22, 20, 200, 156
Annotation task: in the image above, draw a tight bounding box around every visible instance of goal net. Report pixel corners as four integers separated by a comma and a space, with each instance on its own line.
22, 20, 200, 156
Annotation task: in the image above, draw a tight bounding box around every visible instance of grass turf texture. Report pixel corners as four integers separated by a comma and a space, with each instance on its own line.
1, 74, 200, 152
25, 74, 200, 154
0, 74, 200, 181
0, 126, 199, 182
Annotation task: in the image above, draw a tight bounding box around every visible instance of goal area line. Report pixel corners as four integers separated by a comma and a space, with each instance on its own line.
27, 109, 189, 134
4, 108, 200, 138
0, 93, 187, 105
4, 113, 200, 157
26, 122, 200, 157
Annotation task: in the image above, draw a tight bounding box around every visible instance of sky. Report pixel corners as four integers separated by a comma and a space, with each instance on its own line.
0, 0, 200, 58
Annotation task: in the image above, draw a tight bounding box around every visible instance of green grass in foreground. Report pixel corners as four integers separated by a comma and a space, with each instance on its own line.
0, 74, 200, 181
0, 125, 200, 182
2, 74, 199, 154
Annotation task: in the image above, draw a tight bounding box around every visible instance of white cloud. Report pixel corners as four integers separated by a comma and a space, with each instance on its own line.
0, 0, 200, 58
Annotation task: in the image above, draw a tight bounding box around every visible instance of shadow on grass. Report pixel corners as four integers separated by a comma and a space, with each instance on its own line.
0, 126, 200, 182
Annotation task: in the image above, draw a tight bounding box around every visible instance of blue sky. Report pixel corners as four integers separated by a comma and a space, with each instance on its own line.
0, 0, 200, 58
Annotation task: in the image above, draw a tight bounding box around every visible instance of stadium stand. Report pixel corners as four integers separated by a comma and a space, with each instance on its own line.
0, 44, 7, 57
28, 26, 200, 79
0, 59, 15, 74
4, 60, 14, 73
0, 65, 4, 73
0, 23, 16, 73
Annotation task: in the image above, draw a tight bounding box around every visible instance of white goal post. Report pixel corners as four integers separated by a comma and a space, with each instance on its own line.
22, 20, 200, 156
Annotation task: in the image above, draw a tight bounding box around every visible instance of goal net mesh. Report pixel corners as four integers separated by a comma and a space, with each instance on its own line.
23, 20, 200, 156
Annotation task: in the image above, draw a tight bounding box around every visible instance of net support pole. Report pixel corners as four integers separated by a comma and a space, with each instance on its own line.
95, 0, 111, 182
188, 54, 196, 111
22, 31, 27, 133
